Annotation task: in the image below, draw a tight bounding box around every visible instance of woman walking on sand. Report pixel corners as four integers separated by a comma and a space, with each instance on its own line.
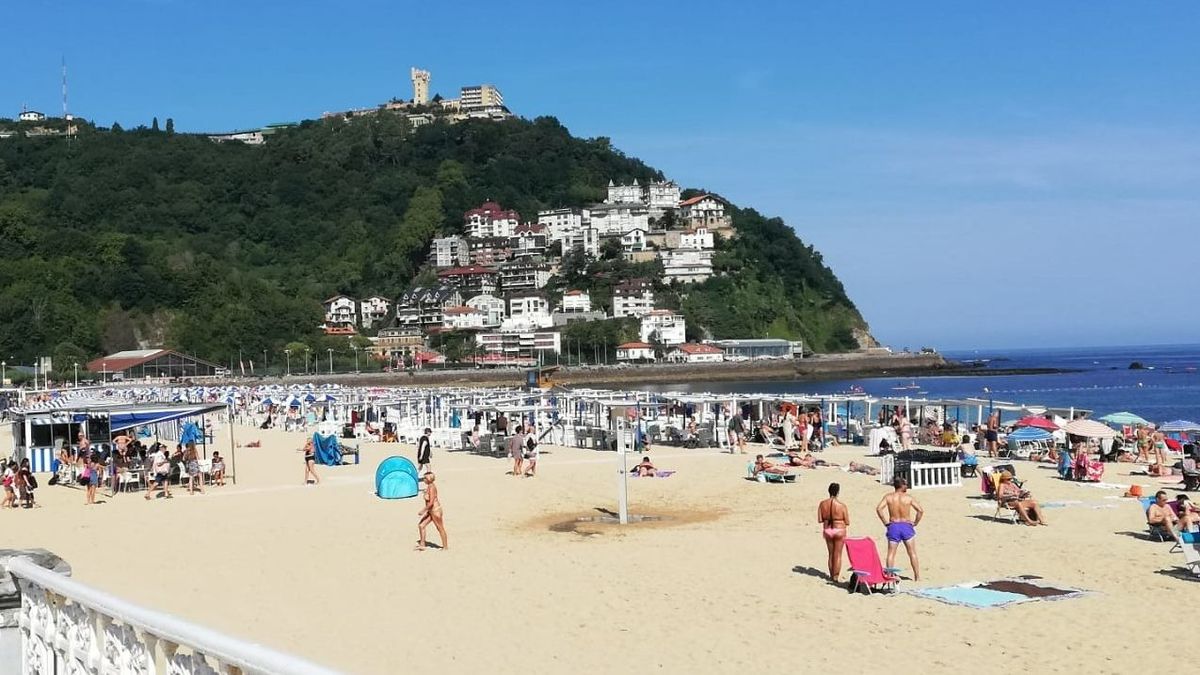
184, 442, 204, 495
416, 472, 448, 551
817, 482, 849, 582
302, 439, 320, 485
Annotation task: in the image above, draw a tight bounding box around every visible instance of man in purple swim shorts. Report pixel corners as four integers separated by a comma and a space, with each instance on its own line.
876, 477, 924, 581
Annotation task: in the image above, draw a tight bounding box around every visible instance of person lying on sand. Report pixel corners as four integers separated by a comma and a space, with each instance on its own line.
786, 452, 839, 469
847, 461, 879, 476
633, 456, 657, 477
753, 455, 794, 476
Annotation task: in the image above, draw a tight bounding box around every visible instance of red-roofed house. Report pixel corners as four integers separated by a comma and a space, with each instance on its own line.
616, 342, 656, 363
442, 305, 486, 331
86, 349, 225, 380
465, 202, 521, 238
666, 343, 724, 364
678, 194, 733, 234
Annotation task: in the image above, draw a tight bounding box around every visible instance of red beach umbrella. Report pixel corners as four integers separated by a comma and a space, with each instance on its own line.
1015, 416, 1059, 431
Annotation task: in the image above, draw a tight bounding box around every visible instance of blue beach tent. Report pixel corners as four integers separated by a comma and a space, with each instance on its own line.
375, 456, 419, 499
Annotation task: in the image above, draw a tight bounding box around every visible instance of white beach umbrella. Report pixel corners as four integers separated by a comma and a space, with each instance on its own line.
1063, 419, 1118, 439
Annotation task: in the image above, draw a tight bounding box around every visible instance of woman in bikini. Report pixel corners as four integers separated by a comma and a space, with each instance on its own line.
817, 483, 849, 581
416, 472, 448, 551
302, 439, 320, 485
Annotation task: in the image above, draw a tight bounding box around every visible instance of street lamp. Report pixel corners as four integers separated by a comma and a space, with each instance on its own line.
73, 362, 78, 388
1, 360, 5, 385
351, 345, 360, 373
327, 348, 334, 374
304, 348, 310, 374
262, 349, 268, 374
284, 349, 292, 377
101, 361, 107, 384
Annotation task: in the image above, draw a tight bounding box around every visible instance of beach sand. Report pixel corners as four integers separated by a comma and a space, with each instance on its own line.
5, 426, 1192, 674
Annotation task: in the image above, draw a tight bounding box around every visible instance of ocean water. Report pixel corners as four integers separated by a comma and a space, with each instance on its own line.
642, 343, 1200, 424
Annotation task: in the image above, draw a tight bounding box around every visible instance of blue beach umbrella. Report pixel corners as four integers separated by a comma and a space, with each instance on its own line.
1007, 427, 1053, 442
1159, 420, 1200, 433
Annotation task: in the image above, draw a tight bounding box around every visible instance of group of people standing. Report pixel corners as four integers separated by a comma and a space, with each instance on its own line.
816, 478, 924, 583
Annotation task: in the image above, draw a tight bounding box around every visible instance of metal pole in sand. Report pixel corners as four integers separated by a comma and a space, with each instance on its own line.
616, 416, 629, 524
228, 404, 238, 486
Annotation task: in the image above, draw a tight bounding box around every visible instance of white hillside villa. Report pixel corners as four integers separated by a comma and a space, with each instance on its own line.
640, 309, 686, 346
559, 290, 592, 313
662, 249, 715, 284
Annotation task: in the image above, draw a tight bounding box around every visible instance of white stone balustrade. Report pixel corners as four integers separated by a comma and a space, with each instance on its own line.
6, 557, 340, 675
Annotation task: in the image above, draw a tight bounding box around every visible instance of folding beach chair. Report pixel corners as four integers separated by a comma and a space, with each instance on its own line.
746, 462, 795, 484
844, 537, 901, 595
992, 473, 1019, 524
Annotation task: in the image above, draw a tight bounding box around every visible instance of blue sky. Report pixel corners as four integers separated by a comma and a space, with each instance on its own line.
4, 1, 1198, 350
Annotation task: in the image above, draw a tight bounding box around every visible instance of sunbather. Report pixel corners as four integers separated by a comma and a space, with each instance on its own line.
997, 471, 1048, 526
848, 461, 879, 476
753, 455, 793, 476
633, 456, 657, 477
786, 452, 837, 468
1175, 494, 1199, 532
1148, 491, 1182, 543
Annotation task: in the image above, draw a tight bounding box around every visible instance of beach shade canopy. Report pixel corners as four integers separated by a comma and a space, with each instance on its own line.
1014, 416, 1059, 431
1099, 411, 1149, 426
375, 456, 419, 499
1160, 420, 1200, 432
1007, 426, 1053, 442
1063, 419, 1118, 439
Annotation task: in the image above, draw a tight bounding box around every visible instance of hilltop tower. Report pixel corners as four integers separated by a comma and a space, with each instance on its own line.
411, 67, 430, 105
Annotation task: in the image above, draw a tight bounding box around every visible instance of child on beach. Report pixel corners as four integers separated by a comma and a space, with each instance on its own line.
416, 472, 448, 551
2, 461, 16, 508
211, 452, 226, 486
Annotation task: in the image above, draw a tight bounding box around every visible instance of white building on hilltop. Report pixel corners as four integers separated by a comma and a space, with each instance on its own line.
465, 293, 506, 328
662, 249, 715, 284
678, 194, 734, 234
360, 295, 392, 328
640, 309, 686, 346
606, 179, 680, 212
411, 67, 431, 105
586, 202, 650, 238
559, 290, 592, 313
665, 226, 714, 251
607, 179, 643, 204
612, 279, 655, 318
19, 108, 46, 122
430, 235, 470, 268
538, 208, 583, 244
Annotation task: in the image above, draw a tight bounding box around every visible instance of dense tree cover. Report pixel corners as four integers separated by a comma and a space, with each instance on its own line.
0, 113, 867, 369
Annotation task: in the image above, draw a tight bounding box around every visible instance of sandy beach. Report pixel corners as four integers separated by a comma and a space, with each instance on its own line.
4, 424, 1193, 674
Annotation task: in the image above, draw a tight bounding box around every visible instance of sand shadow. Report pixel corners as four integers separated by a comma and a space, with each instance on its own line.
1154, 567, 1199, 582
790, 565, 828, 580
968, 514, 1020, 524
1114, 530, 1172, 542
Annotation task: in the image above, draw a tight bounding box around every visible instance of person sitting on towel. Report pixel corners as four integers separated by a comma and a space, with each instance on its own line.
753, 455, 793, 476
633, 456, 657, 477
997, 471, 1048, 527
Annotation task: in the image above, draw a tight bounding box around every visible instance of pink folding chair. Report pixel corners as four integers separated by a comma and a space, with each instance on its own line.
844, 537, 901, 594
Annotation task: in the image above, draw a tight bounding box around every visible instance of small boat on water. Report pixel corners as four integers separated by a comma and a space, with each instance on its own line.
891, 381, 921, 391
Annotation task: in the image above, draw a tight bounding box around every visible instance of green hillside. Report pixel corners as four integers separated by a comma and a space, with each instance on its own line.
0, 114, 870, 370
